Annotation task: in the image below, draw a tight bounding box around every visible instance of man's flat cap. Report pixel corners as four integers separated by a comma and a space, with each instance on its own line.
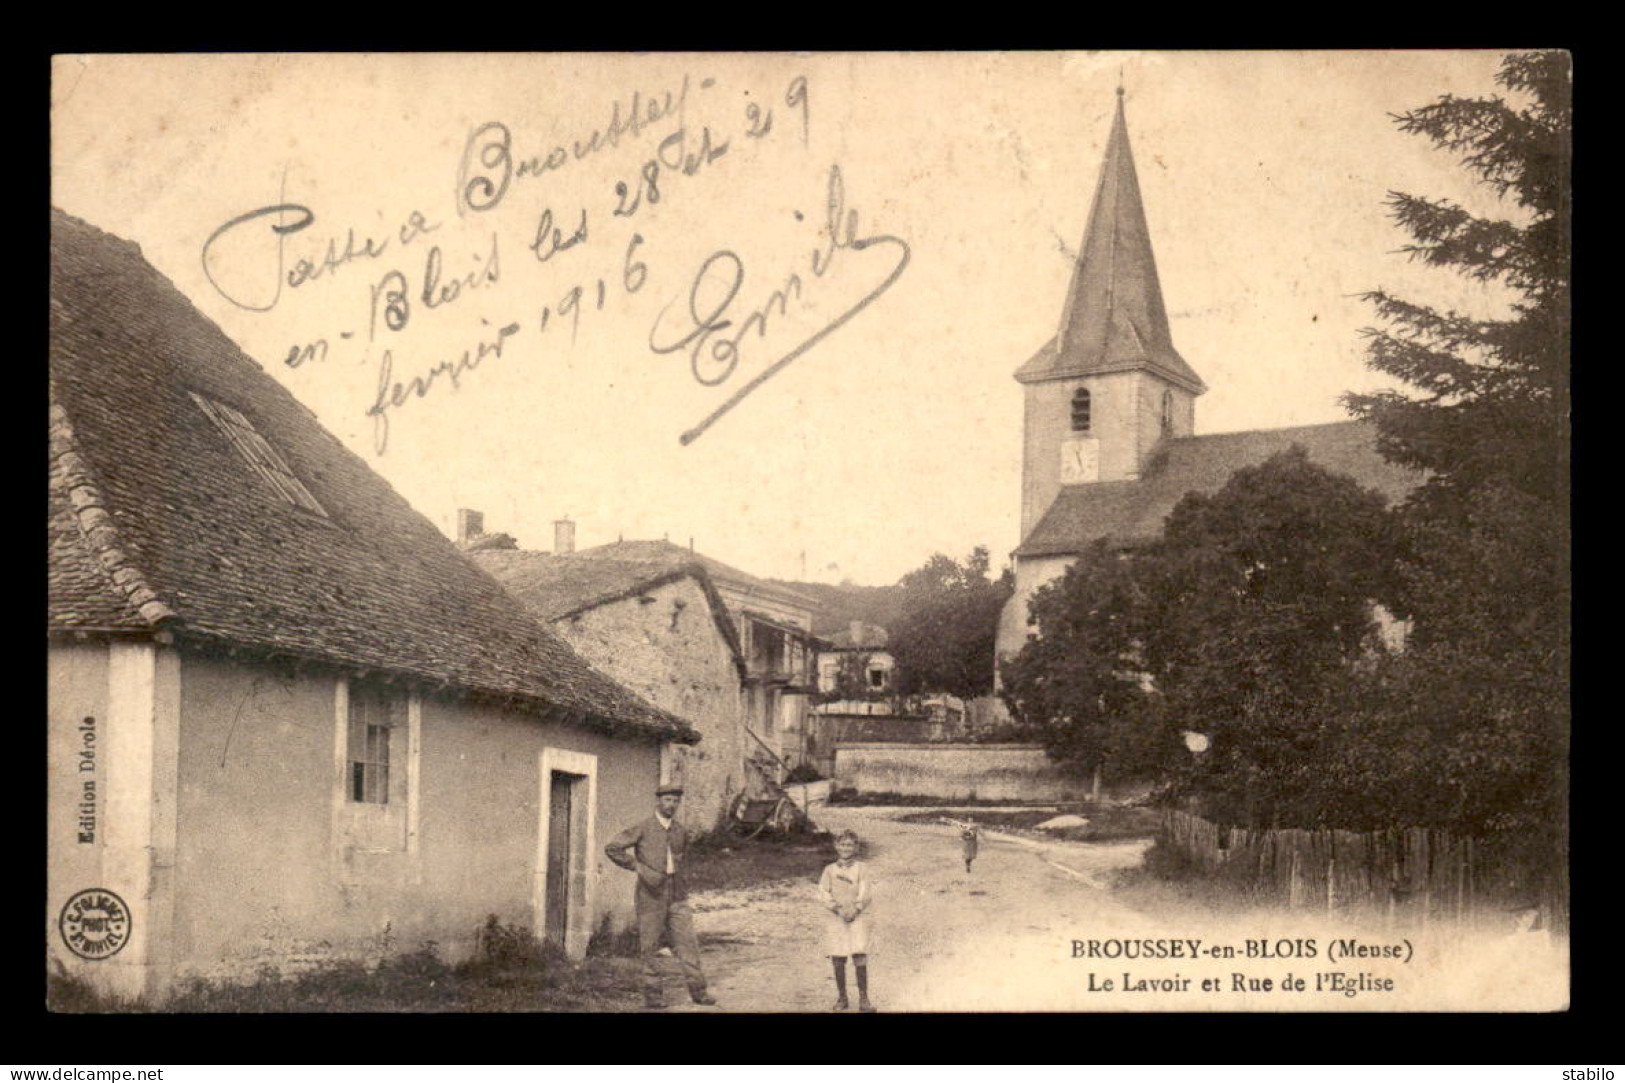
656, 783, 685, 796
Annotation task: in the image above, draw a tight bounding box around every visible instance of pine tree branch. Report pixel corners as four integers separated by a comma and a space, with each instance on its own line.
1385, 193, 1532, 282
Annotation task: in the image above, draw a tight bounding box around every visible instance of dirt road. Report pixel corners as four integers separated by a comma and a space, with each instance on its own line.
677, 805, 1162, 1012
672, 805, 1568, 1013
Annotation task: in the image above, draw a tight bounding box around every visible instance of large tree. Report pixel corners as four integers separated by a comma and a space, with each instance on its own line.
1346, 50, 1570, 656
1337, 50, 1570, 857
1003, 449, 1403, 822
888, 546, 1013, 699
1347, 50, 1570, 650
997, 538, 1164, 782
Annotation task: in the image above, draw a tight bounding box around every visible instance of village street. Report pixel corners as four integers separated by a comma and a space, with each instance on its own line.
670, 807, 1568, 1014
675, 806, 1168, 1013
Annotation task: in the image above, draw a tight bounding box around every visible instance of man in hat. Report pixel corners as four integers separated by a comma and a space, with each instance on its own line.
604, 782, 717, 1009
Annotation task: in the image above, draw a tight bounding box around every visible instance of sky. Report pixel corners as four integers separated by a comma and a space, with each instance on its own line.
50, 51, 1521, 586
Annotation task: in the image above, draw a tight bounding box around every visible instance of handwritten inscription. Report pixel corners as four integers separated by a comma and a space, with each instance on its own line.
369, 233, 502, 341
367, 320, 523, 455
530, 207, 589, 263
200, 71, 901, 454
651, 163, 911, 443
457, 76, 697, 216
202, 204, 439, 312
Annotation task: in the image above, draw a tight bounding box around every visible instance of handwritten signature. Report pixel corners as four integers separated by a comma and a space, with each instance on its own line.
650, 163, 910, 445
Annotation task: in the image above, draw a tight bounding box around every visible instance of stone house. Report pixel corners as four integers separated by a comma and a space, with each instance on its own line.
47, 210, 697, 1001
815, 620, 896, 699
470, 532, 760, 832
512, 539, 825, 774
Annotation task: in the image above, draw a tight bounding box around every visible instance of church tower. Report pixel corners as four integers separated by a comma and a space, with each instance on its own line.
1015, 88, 1206, 539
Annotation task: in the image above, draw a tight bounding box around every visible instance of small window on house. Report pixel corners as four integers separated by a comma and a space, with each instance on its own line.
348, 683, 401, 804
867, 667, 886, 690
818, 657, 839, 693
1161, 389, 1175, 433
1071, 388, 1092, 433
189, 392, 327, 516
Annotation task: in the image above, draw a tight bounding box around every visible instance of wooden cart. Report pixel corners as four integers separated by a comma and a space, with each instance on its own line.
727, 790, 804, 840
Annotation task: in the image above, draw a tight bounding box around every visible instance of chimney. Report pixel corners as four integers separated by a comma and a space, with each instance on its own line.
849, 620, 864, 646
456, 508, 485, 547
554, 518, 576, 554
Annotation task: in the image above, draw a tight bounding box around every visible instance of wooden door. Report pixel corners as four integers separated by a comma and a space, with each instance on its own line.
545, 772, 573, 945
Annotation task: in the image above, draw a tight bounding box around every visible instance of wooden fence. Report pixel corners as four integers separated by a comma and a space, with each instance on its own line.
1161, 809, 1567, 931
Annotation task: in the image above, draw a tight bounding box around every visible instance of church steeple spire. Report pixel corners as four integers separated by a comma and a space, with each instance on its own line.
1015, 88, 1206, 394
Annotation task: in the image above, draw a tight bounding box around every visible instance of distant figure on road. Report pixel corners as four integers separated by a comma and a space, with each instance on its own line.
605, 783, 717, 1010
943, 816, 981, 873
818, 829, 875, 1012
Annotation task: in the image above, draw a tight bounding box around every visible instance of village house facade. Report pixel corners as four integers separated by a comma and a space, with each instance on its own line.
996, 90, 1420, 665
552, 540, 822, 773
471, 531, 823, 778
469, 522, 760, 831
47, 210, 698, 1001
815, 620, 896, 701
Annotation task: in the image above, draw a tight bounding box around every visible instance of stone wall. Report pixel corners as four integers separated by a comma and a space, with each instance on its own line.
834, 743, 1091, 802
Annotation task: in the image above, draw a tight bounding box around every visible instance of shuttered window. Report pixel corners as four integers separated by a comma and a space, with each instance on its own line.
1071, 387, 1092, 433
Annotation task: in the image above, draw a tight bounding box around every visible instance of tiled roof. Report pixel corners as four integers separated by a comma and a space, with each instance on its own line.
826, 623, 889, 650
49, 403, 150, 632
1014, 333, 1204, 395
472, 548, 746, 674
1015, 92, 1204, 394
471, 551, 676, 621
48, 209, 695, 743
1016, 421, 1421, 557
740, 609, 821, 643
569, 539, 820, 612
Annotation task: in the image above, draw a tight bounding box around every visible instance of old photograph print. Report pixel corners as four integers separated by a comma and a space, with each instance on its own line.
48, 51, 1570, 1013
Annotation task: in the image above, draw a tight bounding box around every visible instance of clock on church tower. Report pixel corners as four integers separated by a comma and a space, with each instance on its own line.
1060, 436, 1099, 484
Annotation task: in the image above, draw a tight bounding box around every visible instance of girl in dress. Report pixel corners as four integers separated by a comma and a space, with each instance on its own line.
818, 829, 875, 1012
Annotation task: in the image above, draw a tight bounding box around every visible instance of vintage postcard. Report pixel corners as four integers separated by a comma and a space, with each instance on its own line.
48, 51, 1569, 1013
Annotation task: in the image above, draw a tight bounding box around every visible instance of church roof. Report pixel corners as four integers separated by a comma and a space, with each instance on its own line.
49, 208, 696, 743
1015, 89, 1205, 395
1015, 420, 1421, 557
